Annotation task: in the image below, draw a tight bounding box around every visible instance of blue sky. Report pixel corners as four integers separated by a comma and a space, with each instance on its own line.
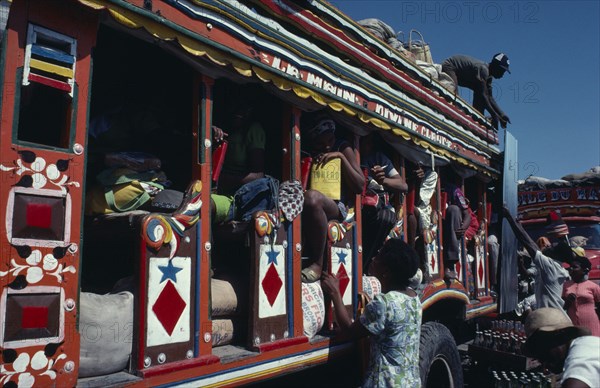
332, 0, 600, 180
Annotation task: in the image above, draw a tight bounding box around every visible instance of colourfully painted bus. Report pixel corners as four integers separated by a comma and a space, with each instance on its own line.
518, 170, 600, 284
0, 1, 506, 386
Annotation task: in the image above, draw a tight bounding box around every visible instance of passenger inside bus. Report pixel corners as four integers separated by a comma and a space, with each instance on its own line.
442, 169, 472, 282
210, 101, 267, 224
301, 116, 364, 283
359, 132, 407, 265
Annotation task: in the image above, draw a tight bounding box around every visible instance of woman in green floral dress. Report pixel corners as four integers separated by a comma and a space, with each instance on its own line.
322, 238, 422, 387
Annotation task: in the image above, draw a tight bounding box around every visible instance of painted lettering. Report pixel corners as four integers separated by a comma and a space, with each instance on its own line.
538, 191, 546, 203
306, 72, 323, 88
271, 56, 282, 70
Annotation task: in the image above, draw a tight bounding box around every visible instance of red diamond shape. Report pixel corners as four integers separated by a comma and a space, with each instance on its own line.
261, 263, 283, 306
430, 254, 436, 271
337, 264, 350, 298
478, 259, 484, 284
152, 280, 186, 336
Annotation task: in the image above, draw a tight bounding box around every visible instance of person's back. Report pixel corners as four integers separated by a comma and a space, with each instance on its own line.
360, 290, 421, 387
532, 250, 570, 311
562, 335, 600, 387
442, 55, 489, 90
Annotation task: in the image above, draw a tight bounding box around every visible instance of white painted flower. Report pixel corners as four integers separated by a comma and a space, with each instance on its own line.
31, 351, 49, 371
31, 173, 47, 189
18, 372, 35, 388
26, 266, 44, 284
31, 157, 46, 172
43, 254, 58, 271
26, 250, 42, 266
13, 352, 30, 373
46, 164, 60, 180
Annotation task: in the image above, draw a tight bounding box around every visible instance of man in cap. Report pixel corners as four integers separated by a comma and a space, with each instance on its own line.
442, 53, 511, 129
502, 206, 572, 314
523, 308, 599, 387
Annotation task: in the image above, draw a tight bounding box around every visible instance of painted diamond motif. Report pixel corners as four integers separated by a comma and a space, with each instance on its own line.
152, 280, 186, 336
337, 264, 350, 299
261, 263, 283, 306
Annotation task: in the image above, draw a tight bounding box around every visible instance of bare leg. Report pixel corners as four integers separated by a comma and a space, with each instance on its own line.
302, 189, 341, 282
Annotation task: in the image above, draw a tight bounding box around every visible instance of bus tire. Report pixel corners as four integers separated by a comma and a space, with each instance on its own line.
419, 322, 463, 388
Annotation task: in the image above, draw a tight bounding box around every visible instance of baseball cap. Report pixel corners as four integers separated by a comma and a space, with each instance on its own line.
492, 53, 510, 73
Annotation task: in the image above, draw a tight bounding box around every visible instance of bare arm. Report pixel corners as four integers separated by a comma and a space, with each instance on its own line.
562, 378, 591, 388
372, 167, 408, 193
502, 205, 539, 258
321, 273, 370, 340
318, 143, 364, 195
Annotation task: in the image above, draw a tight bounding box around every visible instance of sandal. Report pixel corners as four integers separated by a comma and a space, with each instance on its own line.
301, 268, 320, 283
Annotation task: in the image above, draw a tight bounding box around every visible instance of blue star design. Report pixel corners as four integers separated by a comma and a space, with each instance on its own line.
266, 248, 280, 266
158, 259, 183, 283
337, 251, 348, 265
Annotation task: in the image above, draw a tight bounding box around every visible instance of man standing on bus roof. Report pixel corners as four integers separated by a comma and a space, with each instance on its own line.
442, 53, 511, 130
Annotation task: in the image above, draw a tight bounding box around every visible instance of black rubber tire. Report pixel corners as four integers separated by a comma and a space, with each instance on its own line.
419, 322, 464, 388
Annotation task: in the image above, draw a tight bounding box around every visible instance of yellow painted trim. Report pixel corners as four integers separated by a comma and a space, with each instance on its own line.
203, 352, 330, 388
77, 0, 106, 10
29, 58, 73, 78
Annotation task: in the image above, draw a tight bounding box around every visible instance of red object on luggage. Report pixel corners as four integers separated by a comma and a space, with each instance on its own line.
212, 141, 228, 182
301, 156, 312, 190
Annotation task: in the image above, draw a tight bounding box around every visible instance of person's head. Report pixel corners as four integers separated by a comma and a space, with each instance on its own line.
545, 239, 575, 263
489, 53, 510, 79
368, 238, 419, 289
568, 255, 591, 282
304, 117, 336, 154
231, 103, 254, 129
359, 132, 375, 156
523, 308, 589, 373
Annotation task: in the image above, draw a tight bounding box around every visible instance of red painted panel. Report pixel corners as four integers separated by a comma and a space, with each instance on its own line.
25, 202, 52, 228
21, 306, 49, 329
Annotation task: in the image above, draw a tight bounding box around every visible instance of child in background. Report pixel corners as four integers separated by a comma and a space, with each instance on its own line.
563, 255, 600, 337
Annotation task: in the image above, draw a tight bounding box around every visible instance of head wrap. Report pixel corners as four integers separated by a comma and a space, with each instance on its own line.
306, 119, 336, 137
545, 210, 569, 237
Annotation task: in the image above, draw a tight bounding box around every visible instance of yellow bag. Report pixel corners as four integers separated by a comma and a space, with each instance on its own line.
85, 168, 164, 215
309, 158, 341, 200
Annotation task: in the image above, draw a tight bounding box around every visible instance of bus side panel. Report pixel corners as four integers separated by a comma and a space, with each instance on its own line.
0, 0, 98, 386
